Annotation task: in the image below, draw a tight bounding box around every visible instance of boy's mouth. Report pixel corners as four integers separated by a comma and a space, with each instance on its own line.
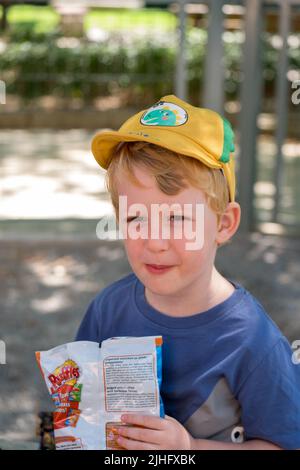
145, 264, 174, 274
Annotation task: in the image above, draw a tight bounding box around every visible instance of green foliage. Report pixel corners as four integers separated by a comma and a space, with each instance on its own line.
7, 22, 61, 43
6, 4, 59, 33
0, 27, 299, 104
85, 7, 177, 32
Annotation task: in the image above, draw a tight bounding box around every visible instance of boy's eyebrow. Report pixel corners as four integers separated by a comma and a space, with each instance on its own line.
126, 214, 143, 221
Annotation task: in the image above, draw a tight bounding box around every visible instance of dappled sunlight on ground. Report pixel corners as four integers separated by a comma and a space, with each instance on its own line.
255, 135, 300, 225
31, 292, 73, 314
1, 130, 299, 224
0, 239, 131, 442
0, 391, 39, 442
0, 130, 114, 219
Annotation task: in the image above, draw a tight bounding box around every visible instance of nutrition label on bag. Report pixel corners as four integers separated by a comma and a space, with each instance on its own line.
103, 354, 157, 412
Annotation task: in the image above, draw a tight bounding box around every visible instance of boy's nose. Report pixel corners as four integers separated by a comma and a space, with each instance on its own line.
142, 215, 172, 251
144, 222, 170, 251
144, 236, 170, 252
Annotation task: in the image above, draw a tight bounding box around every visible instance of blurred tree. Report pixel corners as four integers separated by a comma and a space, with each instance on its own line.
0, 0, 9, 31
0, 0, 49, 31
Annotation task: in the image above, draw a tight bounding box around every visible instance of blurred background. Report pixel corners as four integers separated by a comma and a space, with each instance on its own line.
0, 0, 299, 449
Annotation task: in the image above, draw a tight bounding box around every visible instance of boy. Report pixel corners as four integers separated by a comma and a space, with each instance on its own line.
76, 95, 300, 449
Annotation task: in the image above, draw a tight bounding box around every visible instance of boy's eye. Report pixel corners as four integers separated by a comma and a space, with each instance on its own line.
126, 216, 146, 223
126, 215, 186, 223
169, 215, 185, 222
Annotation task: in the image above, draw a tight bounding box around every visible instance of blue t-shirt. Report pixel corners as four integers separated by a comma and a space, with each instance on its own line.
75, 272, 300, 449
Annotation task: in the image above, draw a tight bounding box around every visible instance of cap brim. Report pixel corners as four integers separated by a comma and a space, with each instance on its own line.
91, 128, 222, 171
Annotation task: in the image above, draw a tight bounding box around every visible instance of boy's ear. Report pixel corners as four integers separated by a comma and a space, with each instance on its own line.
216, 202, 241, 245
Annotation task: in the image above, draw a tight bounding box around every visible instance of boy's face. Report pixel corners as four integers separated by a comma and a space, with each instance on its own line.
116, 165, 219, 300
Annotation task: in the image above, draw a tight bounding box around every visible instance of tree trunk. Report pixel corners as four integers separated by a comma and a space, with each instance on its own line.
1, 3, 8, 32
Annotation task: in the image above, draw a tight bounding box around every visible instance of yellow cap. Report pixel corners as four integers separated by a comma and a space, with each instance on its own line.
91, 94, 236, 202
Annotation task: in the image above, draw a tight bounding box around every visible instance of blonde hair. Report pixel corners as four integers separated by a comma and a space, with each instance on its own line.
105, 141, 230, 223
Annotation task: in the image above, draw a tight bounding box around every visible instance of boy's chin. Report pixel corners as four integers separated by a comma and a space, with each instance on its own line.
145, 283, 178, 299
141, 271, 180, 295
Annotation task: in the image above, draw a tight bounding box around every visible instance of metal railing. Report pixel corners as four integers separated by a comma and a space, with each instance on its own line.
174, 0, 300, 234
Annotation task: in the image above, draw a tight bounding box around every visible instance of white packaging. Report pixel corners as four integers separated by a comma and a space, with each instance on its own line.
36, 336, 164, 450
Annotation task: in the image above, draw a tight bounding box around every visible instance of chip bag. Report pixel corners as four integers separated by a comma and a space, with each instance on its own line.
36, 336, 164, 450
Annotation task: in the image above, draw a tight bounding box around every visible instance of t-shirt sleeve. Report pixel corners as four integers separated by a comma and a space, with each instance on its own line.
237, 336, 300, 449
75, 296, 101, 342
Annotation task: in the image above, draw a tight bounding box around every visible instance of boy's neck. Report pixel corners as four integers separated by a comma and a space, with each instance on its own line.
144, 267, 235, 318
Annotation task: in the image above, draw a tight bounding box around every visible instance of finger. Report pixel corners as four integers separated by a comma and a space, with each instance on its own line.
121, 414, 166, 430
164, 415, 178, 423
117, 435, 158, 451
118, 425, 161, 445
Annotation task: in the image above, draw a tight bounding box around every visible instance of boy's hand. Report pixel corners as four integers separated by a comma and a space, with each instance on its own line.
116, 414, 193, 450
